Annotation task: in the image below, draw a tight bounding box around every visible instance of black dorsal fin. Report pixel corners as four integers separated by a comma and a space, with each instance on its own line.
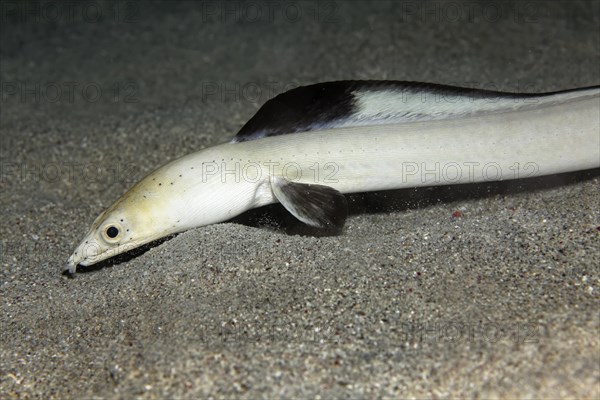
230, 80, 591, 143
231, 81, 359, 143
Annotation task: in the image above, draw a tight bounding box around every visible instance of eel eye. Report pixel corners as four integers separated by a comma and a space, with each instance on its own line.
106, 226, 119, 238
103, 224, 122, 241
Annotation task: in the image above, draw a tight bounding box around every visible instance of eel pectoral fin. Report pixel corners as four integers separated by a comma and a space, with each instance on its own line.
271, 177, 348, 229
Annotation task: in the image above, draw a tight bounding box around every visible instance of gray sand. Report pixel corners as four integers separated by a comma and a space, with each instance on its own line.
1, 1, 599, 398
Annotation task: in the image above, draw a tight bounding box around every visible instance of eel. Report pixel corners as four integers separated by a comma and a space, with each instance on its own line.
66, 81, 600, 273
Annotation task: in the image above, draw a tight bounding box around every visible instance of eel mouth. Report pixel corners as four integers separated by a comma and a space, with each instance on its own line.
64, 234, 163, 274
65, 254, 77, 274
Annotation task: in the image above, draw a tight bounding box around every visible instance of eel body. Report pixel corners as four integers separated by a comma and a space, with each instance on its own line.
66, 81, 600, 272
